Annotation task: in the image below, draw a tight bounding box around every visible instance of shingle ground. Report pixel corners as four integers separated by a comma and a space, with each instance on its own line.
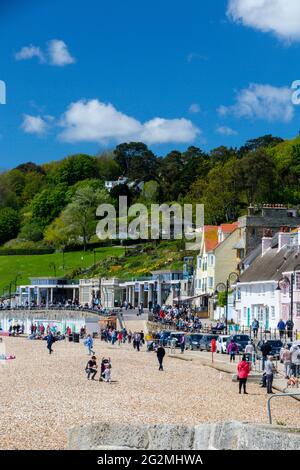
0, 337, 299, 450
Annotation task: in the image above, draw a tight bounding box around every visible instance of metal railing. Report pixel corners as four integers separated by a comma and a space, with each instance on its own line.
0, 305, 117, 317
150, 317, 299, 341
267, 392, 300, 424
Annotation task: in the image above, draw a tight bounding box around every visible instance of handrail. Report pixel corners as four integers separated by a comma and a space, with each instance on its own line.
267, 392, 300, 424
0, 306, 116, 317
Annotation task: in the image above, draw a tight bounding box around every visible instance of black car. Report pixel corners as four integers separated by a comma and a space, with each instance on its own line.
226, 334, 251, 353
257, 340, 283, 359
186, 333, 203, 350
199, 334, 219, 352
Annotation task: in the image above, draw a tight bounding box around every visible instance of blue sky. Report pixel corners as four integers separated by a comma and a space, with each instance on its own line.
1, 0, 300, 168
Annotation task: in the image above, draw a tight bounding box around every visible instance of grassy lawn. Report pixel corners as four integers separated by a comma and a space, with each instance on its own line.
0, 247, 124, 293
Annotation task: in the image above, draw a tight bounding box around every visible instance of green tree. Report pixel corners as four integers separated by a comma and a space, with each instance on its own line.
0, 208, 20, 245
96, 151, 122, 180
50, 154, 98, 186
113, 142, 158, 181
236, 149, 277, 205
238, 134, 284, 157
30, 185, 69, 229
62, 186, 111, 250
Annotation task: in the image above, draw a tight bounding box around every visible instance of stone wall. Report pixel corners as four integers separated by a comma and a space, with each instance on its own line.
68, 421, 300, 450
0, 309, 100, 321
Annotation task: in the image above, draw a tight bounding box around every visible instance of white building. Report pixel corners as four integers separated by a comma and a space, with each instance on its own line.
235, 229, 300, 330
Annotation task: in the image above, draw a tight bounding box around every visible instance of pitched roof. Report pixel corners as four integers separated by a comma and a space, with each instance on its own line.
239, 244, 300, 283
219, 222, 238, 233
203, 225, 219, 252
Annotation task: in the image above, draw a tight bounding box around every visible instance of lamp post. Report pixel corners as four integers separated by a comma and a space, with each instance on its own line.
215, 272, 239, 335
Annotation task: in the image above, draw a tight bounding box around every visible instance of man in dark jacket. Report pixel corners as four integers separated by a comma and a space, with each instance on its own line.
286, 320, 294, 340
260, 340, 272, 371
157, 345, 166, 371
46, 332, 55, 355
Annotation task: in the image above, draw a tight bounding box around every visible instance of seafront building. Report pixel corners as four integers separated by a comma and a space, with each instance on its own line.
235, 228, 300, 331
194, 222, 239, 317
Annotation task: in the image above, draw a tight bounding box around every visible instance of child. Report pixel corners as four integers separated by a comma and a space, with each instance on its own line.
103, 363, 111, 383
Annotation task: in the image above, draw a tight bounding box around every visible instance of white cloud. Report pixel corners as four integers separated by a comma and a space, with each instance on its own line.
140, 118, 200, 144
187, 52, 208, 63
218, 83, 294, 122
58, 99, 201, 145
47, 40, 76, 66
189, 103, 201, 114
227, 0, 300, 42
15, 40, 75, 66
216, 126, 238, 136
15, 45, 45, 63
21, 114, 52, 135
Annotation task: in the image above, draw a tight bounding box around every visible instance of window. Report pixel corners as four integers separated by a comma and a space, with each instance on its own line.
243, 307, 247, 320
208, 277, 213, 289
296, 273, 300, 291
271, 306, 275, 320
296, 303, 300, 318
281, 304, 289, 321
209, 255, 214, 267
270, 284, 275, 298
197, 257, 202, 269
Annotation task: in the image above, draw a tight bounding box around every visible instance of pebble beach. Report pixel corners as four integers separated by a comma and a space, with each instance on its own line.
1, 336, 300, 450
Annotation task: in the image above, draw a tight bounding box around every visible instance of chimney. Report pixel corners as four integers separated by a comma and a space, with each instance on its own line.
278, 228, 291, 251
262, 237, 272, 256
262, 228, 273, 256
248, 204, 255, 216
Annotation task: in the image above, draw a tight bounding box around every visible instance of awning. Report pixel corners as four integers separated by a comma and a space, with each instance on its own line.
172, 294, 203, 303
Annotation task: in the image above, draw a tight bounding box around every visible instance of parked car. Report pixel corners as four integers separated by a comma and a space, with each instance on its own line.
225, 334, 251, 353
199, 334, 219, 352
186, 333, 203, 350
256, 340, 283, 359
216, 335, 230, 354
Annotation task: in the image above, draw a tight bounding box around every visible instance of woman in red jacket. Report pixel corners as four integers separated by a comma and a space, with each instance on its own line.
237, 355, 250, 395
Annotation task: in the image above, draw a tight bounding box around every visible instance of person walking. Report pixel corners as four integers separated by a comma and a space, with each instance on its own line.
179, 334, 185, 354
157, 345, 166, 371
237, 354, 250, 394
265, 356, 277, 394
117, 330, 123, 346
282, 345, 292, 379
84, 334, 95, 356
135, 333, 141, 352
286, 320, 294, 340
228, 339, 238, 362
251, 318, 259, 339
128, 330, 132, 344
290, 342, 300, 377
260, 340, 272, 371
245, 341, 255, 364
46, 332, 55, 355
111, 330, 117, 346
86, 356, 98, 380
277, 319, 286, 340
